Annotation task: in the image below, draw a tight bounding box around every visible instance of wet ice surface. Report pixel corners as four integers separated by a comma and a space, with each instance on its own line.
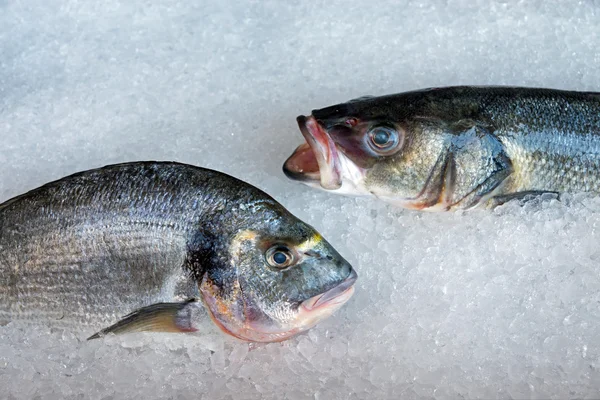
1, 0, 600, 398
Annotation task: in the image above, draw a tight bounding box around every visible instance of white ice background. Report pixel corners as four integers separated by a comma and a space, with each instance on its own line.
1, 0, 600, 398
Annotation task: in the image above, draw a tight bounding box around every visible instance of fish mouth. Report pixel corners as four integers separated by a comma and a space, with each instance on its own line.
202, 270, 357, 343
301, 269, 358, 312
283, 115, 343, 190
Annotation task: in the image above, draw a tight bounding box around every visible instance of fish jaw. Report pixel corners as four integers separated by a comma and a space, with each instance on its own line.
200, 269, 357, 343
284, 116, 368, 195
253, 269, 357, 343
298, 268, 357, 317
284, 115, 343, 190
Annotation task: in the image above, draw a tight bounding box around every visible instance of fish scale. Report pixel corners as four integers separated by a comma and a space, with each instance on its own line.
285, 86, 600, 210
1, 216, 189, 327
0, 164, 223, 329
0, 162, 356, 342
482, 89, 600, 194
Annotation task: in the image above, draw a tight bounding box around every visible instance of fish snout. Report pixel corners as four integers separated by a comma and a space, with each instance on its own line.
301, 267, 357, 312
284, 115, 342, 190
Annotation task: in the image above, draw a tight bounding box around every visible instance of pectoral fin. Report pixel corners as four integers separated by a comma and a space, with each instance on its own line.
87, 298, 203, 340
488, 190, 559, 208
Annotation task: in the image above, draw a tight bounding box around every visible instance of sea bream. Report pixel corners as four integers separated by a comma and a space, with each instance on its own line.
0, 162, 357, 343
283, 86, 600, 211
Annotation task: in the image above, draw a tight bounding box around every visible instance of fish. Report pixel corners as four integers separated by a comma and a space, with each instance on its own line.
0, 162, 357, 343
283, 86, 600, 211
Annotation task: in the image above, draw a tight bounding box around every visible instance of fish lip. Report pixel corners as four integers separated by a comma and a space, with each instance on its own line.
283, 115, 343, 190
203, 270, 358, 343
301, 269, 358, 311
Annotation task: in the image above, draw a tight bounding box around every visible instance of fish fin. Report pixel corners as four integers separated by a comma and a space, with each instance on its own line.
488, 191, 560, 208
87, 298, 202, 340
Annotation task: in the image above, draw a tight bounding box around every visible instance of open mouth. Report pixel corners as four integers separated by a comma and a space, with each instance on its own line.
301, 269, 358, 312
283, 115, 343, 190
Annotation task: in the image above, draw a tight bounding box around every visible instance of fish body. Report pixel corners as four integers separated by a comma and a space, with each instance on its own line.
0, 162, 356, 342
284, 86, 600, 210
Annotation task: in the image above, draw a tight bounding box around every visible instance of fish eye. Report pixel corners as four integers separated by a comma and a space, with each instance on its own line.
368, 126, 401, 153
266, 245, 295, 269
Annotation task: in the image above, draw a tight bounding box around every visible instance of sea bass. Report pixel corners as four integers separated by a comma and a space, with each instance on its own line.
0, 162, 357, 343
283, 86, 600, 211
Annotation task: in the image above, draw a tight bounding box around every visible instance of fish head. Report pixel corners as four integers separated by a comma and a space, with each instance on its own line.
200, 206, 357, 342
283, 95, 451, 209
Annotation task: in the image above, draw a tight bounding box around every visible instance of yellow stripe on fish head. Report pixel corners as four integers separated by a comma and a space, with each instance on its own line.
230, 229, 323, 255
296, 232, 323, 252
